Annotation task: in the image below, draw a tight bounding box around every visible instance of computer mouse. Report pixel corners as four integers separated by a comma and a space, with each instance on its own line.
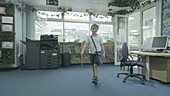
163, 51, 169, 53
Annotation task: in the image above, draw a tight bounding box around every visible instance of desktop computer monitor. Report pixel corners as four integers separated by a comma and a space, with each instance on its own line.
152, 36, 169, 50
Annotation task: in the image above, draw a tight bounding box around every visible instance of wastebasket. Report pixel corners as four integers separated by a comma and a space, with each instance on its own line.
62, 53, 71, 67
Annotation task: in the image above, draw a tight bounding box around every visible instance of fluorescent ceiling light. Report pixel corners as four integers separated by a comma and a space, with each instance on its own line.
91, 0, 105, 4
130, 30, 138, 32
130, 33, 139, 35
143, 26, 150, 29
153, 19, 156, 22
129, 17, 134, 21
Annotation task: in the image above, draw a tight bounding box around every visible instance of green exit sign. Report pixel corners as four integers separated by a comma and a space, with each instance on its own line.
46, 0, 58, 6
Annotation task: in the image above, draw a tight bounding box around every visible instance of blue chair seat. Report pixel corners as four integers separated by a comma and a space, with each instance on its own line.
123, 60, 145, 66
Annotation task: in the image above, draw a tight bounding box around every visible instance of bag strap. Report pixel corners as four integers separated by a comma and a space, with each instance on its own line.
90, 36, 97, 51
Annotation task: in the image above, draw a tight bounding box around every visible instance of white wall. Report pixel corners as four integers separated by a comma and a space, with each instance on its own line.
25, 6, 35, 39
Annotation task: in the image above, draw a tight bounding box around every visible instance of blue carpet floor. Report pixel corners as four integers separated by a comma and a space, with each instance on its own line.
0, 64, 170, 96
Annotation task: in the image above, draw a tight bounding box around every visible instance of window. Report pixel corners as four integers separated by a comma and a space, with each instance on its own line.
64, 23, 89, 42
35, 21, 48, 40
142, 7, 156, 43
128, 12, 140, 51
35, 21, 63, 41
90, 24, 113, 42
35, 11, 113, 42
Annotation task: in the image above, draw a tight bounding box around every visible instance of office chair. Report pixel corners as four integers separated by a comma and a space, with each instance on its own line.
117, 42, 145, 84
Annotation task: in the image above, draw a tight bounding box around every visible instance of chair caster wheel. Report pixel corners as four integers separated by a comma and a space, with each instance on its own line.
141, 82, 145, 84
123, 80, 126, 83
117, 75, 119, 77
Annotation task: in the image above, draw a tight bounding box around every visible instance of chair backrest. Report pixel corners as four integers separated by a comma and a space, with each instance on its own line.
121, 42, 129, 62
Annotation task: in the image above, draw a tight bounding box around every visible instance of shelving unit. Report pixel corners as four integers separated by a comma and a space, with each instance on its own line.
103, 43, 114, 64
60, 42, 114, 65
60, 42, 81, 65
81, 44, 90, 64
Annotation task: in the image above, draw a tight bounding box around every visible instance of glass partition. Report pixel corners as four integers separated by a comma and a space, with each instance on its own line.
114, 16, 128, 65
128, 12, 140, 51
142, 7, 156, 43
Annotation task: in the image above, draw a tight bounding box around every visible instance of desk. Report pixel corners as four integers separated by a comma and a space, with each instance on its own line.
130, 51, 170, 81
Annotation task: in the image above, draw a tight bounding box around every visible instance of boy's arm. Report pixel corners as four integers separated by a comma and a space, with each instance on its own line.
81, 42, 88, 55
101, 43, 106, 58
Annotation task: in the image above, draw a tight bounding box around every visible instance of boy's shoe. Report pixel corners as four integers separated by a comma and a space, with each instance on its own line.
92, 76, 98, 84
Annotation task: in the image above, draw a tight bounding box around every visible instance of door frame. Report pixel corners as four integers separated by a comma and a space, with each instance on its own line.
114, 15, 128, 65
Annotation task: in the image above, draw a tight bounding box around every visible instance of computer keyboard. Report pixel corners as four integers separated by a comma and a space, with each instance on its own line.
141, 50, 162, 53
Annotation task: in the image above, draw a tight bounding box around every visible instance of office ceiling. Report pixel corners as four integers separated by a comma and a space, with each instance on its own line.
20, 0, 146, 15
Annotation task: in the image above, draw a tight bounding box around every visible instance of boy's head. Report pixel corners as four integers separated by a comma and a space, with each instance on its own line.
91, 24, 99, 32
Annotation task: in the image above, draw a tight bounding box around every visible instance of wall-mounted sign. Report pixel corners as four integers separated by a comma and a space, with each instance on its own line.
2, 41, 14, 49
0, 7, 6, 14
1, 24, 13, 32
1, 16, 13, 24
145, 19, 153, 26
46, 0, 58, 6
162, 0, 170, 35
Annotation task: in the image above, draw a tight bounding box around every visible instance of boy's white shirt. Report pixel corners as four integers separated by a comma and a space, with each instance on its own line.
86, 35, 103, 54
